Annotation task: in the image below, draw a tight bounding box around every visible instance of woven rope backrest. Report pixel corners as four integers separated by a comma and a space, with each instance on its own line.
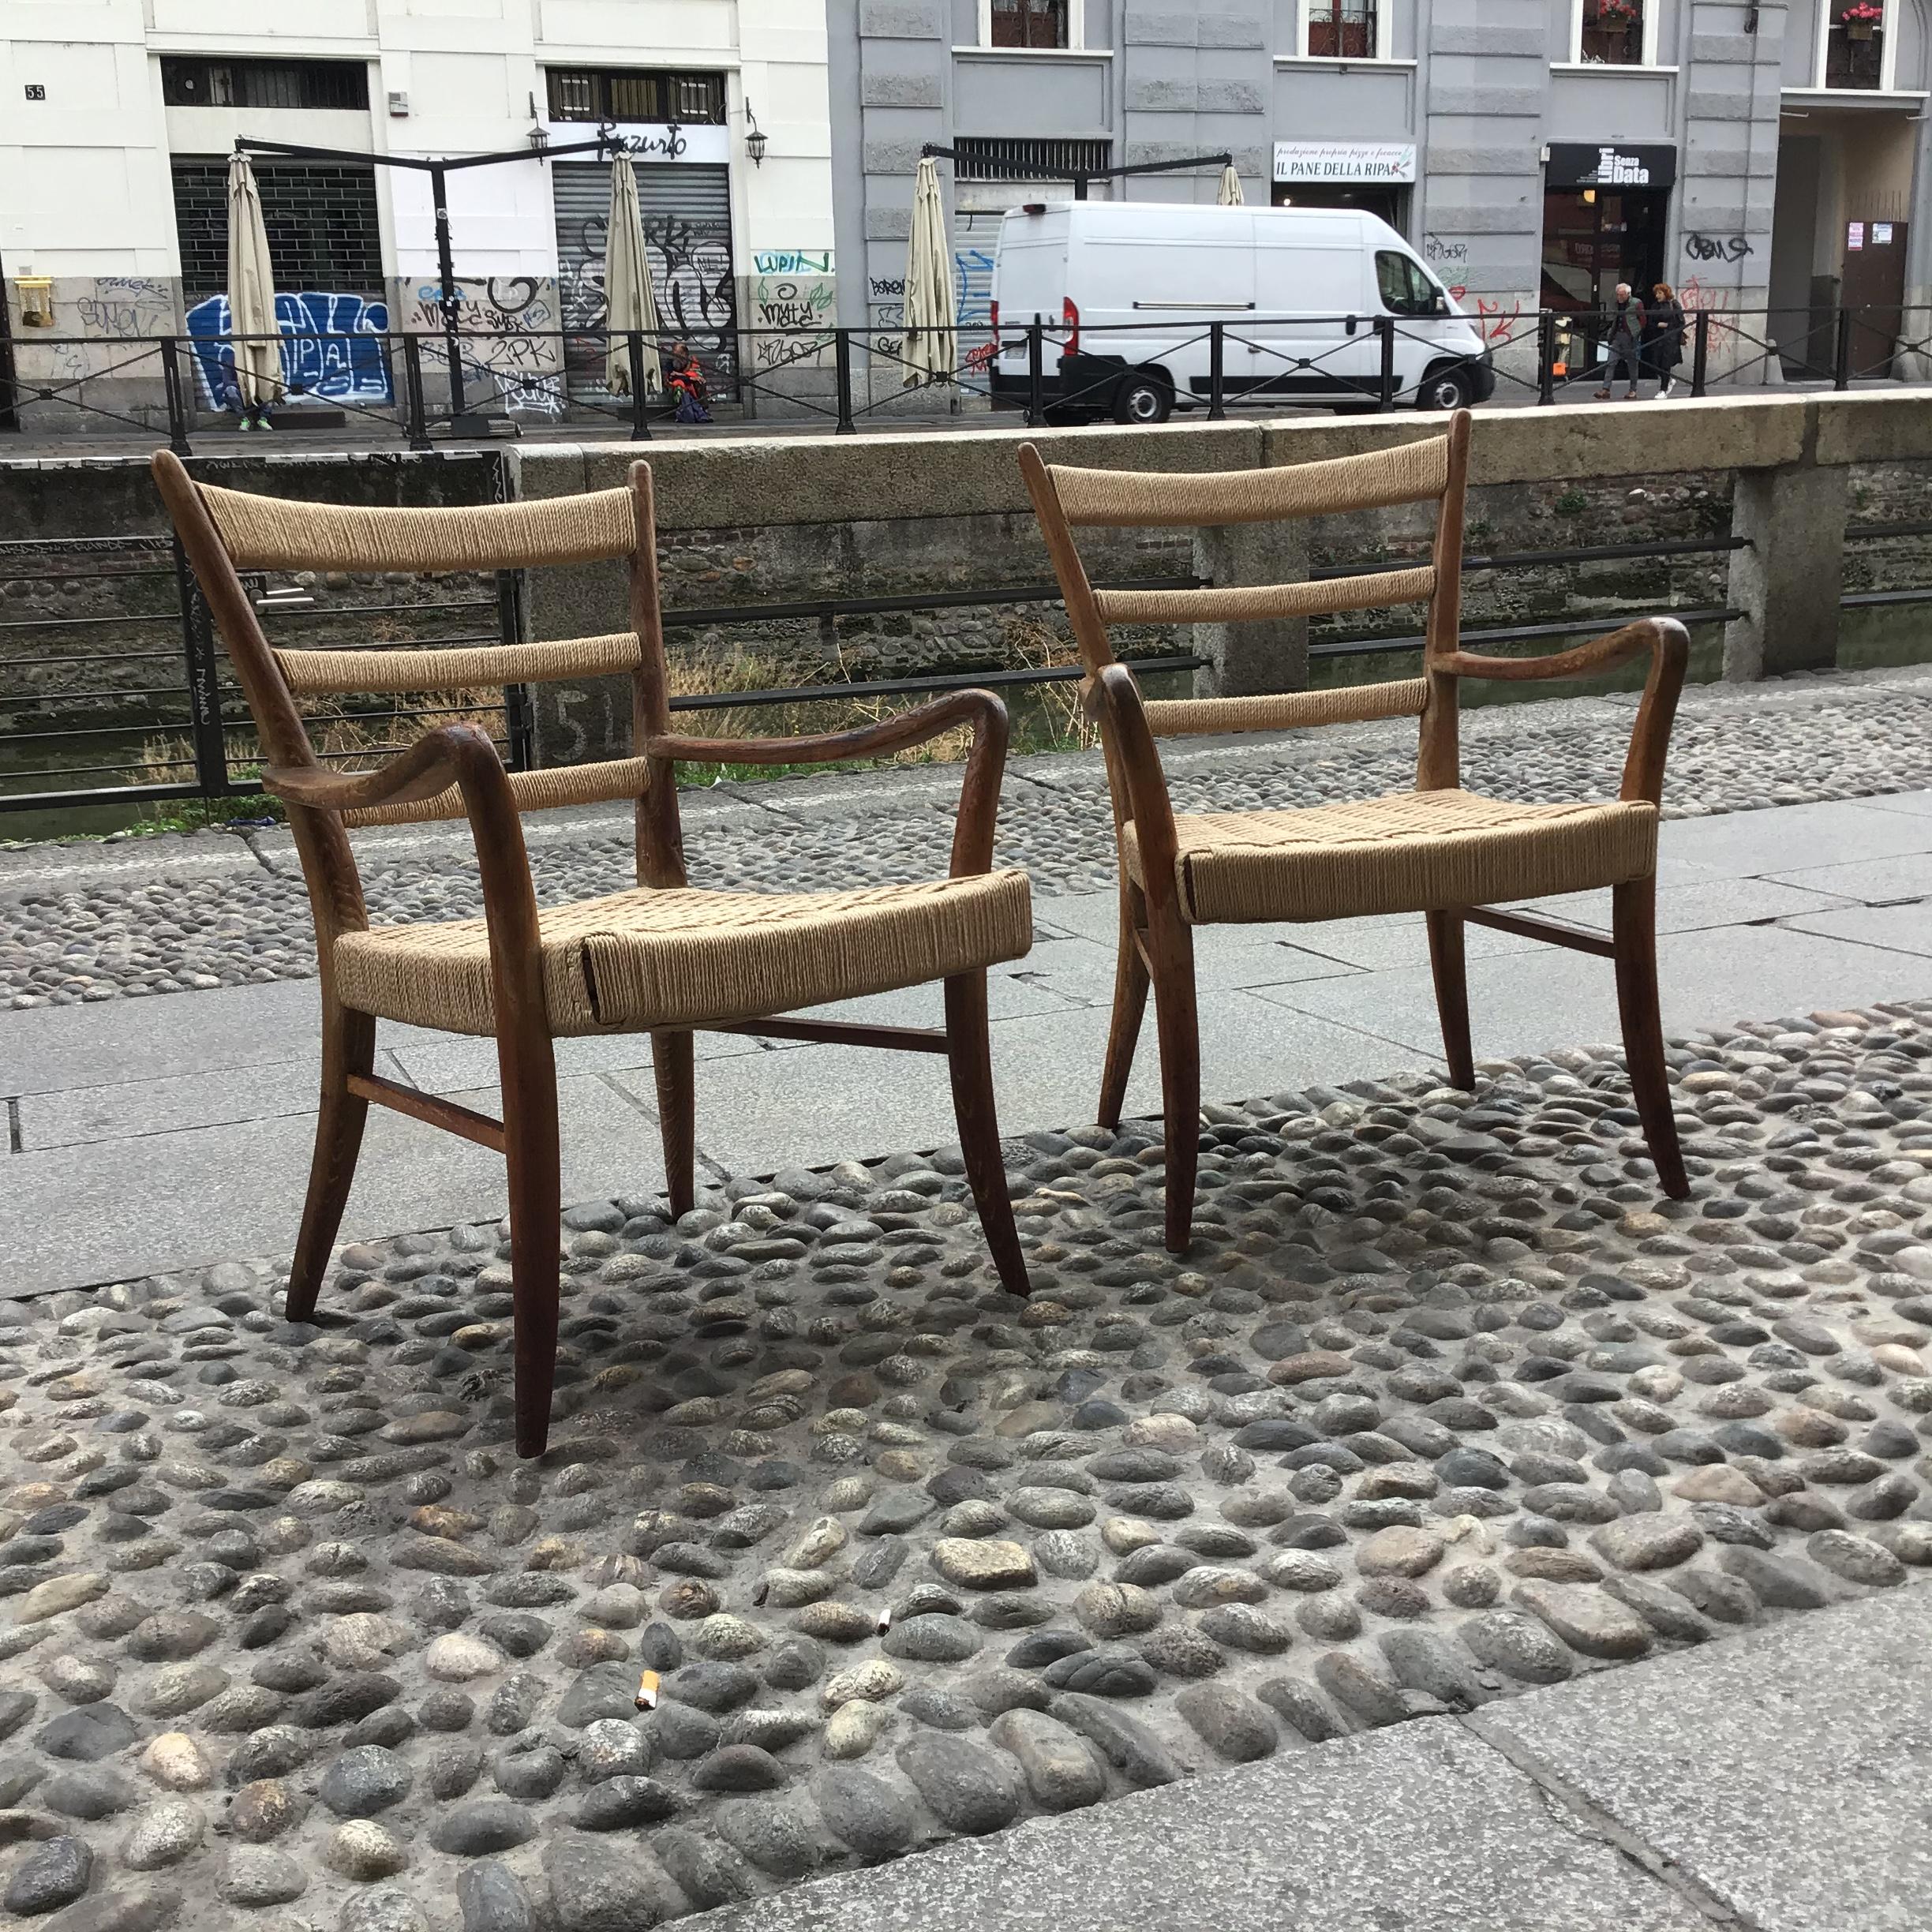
1141, 679, 1428, 739
1091, 564, 1433, 627
1046, 434, 1451, 529
197, 482, 638, 573
275, 634, 643, 698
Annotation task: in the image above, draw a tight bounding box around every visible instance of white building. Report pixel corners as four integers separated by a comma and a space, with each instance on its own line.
0, 0, 833, 417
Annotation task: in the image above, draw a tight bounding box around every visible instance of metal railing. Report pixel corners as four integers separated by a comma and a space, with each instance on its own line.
5, 300, 1932, 453
0, 530, 1754, 814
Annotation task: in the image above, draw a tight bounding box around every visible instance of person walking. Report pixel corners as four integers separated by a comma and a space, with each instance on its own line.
1645, 283, 1687, 399
1596, 282, 1647, 400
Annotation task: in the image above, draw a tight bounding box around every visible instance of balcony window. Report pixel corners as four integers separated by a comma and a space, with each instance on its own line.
1577, 0, 1647, 65
1824, 2, 1888, 89
1304, 0, 1378, 59
545, 68, 727, 124
985, 0, 1073, 48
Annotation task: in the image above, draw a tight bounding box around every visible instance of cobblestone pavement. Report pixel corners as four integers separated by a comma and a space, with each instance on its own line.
2, 1001, 1930, 1928
8, 665, 1932, 1012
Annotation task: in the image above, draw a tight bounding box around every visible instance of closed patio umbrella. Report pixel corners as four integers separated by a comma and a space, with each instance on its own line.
226, 154, 282, 425
1218, 163, 1245, 207
902, 155, 957, 386
604, 152, 663, 398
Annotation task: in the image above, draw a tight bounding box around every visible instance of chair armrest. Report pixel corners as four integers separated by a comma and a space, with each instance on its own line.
643, 689, 1012, 875
1085, 665, 1183, 912
266, 724, 547, 1035
1440, 616, 1690, 806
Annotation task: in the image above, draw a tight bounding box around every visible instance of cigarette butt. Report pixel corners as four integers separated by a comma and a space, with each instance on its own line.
875, 1608, 892, 1635
635, 1670, 660, 1712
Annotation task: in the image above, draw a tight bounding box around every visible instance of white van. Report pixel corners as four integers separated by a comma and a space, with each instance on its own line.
987, 200, 1494, 422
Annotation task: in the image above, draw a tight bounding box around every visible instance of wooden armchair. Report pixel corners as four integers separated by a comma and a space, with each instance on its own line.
1019, 410, 1690, 1253
152, 451, 1032, 1458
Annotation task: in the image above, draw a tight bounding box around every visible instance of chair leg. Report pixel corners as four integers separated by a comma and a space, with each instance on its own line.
1147, 913, 1201, 1256
1612, 876, 1690, 1200
944, 972, 1030, 1297
1099, 889, 1151, 1130
652, 1028, 697, 1220
286, 1002, 376, 1322
1426, 910, 1476, 1091
500, 1025, 562, 1458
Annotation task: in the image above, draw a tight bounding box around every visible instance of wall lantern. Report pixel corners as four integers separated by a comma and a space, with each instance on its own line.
744, 102, 767, 167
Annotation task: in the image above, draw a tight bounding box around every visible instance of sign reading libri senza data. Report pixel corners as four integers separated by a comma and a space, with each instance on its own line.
1273, 142, 1418, 185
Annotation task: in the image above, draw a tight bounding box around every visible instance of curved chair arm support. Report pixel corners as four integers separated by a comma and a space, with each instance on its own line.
1440, 616, 1690, 806
645, 688, 1012, 877
1086, 664, 1184, 918
267, 724, 547, 1040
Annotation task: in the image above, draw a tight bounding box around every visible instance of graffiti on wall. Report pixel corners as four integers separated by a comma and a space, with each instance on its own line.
1473, 295, 1525, 347
15, 277, 175, 388
750, 249, 834, 370
553, 210, 740, 396
1679, 275, 1739, 348
411, 279, 565, 417
1683, 232, 1753, 264
185, 291, 392, 406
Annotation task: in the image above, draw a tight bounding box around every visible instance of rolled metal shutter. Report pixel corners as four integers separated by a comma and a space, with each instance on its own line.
552, 160, 737, 398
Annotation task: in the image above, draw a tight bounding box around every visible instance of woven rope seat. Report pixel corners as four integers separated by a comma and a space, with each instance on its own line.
333, 869, 1035, 1037
1123, 790, 1658, 926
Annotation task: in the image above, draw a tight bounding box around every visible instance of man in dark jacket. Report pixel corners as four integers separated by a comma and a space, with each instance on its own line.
1596, 283, 1646, 401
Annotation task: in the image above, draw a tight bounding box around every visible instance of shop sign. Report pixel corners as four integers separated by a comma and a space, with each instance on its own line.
535, 120, 730, 164
1546, 142, 1677, 190
1273, 141, 1418, 184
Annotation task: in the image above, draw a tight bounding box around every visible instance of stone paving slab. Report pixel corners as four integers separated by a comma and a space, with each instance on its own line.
0, 1073, 665, 1298
1785, 900, 1932, 959
1267, 923, 1932, 1065
681, 1720, 1711, 1932
1473, 1584, 1932, 1932
1763, 849, 1932, 901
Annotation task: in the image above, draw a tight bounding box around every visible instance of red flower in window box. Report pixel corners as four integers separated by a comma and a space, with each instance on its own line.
1840, 1, 1883, 32
1593, 0, 1642, 28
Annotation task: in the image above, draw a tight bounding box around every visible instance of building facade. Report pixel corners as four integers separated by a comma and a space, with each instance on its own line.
829, 0, 1932, 387
0, 0, 832, 417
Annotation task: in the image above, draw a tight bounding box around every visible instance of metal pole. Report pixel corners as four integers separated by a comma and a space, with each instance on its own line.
159, 337, 193, 456
402, 334, 432, 451
1834, 307, 1853, 390
172, 537, 230, 802
627, 331, 651, 441
834, 328, 856, 435
1537, 311, 1556, 406
1691, 311, 1710, 398
1074, 174, 1089, 202
1026, 320, 1045, 427
1208, 321, 1226, 421
431, 162, 469, 423
1376, 316, 1395, 410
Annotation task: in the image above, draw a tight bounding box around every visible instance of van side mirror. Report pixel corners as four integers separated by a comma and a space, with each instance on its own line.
1431, 293, 1451, 316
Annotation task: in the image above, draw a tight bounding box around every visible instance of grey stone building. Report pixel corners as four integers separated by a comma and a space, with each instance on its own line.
826, 0, 1932, 390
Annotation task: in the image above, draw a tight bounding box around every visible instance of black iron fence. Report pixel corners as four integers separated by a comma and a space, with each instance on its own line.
3, 301, 1931, 453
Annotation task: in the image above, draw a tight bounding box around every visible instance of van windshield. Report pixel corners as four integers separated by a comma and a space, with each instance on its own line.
1376, 251, 1441, 317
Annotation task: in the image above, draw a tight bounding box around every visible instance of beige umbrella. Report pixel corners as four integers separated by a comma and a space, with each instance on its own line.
902, 155, 957, 387
604, 153, 663, 397
226, 154, 282, 421
1218, 163, 1245, 208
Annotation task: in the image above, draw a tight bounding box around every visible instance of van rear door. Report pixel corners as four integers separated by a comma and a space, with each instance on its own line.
992, 208, 1070, 379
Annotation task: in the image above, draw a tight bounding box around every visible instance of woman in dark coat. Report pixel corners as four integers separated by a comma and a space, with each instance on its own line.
1646, 283, 1687, 399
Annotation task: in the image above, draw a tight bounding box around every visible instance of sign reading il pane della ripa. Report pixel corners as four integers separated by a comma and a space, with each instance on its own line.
1273, 142, 1418, 184
1545, 143, 1678, 190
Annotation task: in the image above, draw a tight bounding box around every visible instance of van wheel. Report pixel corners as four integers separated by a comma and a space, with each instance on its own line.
1113, 372, 1174, 425
1417, 365, 1473, 412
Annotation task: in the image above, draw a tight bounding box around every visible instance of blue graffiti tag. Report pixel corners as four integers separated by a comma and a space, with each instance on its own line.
953, 248, 994, 328
185, 292, 393, 407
